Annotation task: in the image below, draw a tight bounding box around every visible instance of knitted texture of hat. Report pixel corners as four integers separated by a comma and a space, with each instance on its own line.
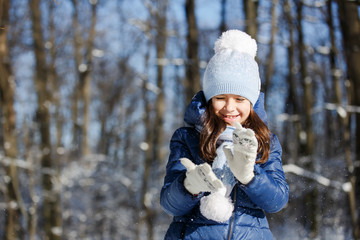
202, 30, 261, 105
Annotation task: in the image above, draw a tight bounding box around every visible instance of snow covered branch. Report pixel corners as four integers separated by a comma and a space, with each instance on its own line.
0, 155, 31, 169
283, 164, 352, 193
277, 103, 360, 122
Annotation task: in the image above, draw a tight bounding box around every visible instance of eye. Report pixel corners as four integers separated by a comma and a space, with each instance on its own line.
236, 97, 245, 102
214, 96, 225, 100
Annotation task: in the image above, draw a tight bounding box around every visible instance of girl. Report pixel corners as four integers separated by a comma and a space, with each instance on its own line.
160, 30, 289, 239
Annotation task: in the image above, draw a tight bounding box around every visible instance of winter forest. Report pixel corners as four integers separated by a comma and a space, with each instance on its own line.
0, 0, 360, 239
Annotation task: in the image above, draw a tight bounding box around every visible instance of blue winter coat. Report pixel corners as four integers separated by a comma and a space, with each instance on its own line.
160, 91, 289, 240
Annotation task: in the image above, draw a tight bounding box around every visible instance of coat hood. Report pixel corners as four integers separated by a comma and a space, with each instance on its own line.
184, 91, 268, 128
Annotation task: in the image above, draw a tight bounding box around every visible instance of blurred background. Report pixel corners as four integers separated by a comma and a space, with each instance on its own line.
0, 0, 359, 239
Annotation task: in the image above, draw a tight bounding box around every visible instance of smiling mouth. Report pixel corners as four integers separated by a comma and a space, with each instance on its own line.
222, 114, 240, 120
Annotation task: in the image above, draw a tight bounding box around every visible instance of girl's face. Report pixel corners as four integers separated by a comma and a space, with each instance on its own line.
211, 94, 251, 126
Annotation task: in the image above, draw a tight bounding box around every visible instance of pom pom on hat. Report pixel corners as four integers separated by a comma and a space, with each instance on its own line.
214, 29, 257, 58
202, 30, 261, 105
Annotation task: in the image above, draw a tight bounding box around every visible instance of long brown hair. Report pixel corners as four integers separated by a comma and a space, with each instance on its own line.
199, 100, 271, 164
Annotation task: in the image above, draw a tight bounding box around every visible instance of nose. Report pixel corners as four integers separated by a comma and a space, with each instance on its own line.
223, 98, 236, 112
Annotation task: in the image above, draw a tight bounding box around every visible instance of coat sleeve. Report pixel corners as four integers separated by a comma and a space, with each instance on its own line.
238, 134, 289, 213
160, 128, 203, 216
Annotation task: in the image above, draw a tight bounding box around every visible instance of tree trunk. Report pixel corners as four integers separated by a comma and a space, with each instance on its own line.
29, 0, 62, 239
70, 0, 81, 155
0, 1, 23, 239
327, 0, 353, 231
220, 0, 227, 33
81, 2, 97, 156
263, 0, 278, 104
70, 0, 97, 156
324, 0, 342, 156
283, 0, 301, 163
336, 0, 360, 238
0, 1, 30, 239
149, 1, 168, 237
48, 1, 62, 149
23, 121, 37, 240
139, 74, 155, 240
243, 0, 258, 38
136, 40, 151, 240
136, 2, 168, 239
296, 1, 317, 237
185, 0, 200, 104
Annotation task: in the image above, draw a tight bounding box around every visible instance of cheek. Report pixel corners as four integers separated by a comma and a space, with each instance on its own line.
245, 105, 251, 115
212, 102, 224, 113
240, 104, 251, 117
244, 109, 251, 119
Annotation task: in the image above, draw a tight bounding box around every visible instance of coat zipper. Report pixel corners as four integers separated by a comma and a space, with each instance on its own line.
227, 188, 237, 240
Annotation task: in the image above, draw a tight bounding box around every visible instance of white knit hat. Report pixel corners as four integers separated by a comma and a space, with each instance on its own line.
202, 30, 261, 105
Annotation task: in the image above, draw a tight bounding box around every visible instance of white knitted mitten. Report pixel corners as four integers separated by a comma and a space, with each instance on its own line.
180, 158, 234, 222
223, 122, 258, 185
180, 158, 224, 195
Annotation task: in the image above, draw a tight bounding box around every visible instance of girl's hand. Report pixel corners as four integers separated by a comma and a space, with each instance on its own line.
180, 158, 225, 195
223, 122, 258, 184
